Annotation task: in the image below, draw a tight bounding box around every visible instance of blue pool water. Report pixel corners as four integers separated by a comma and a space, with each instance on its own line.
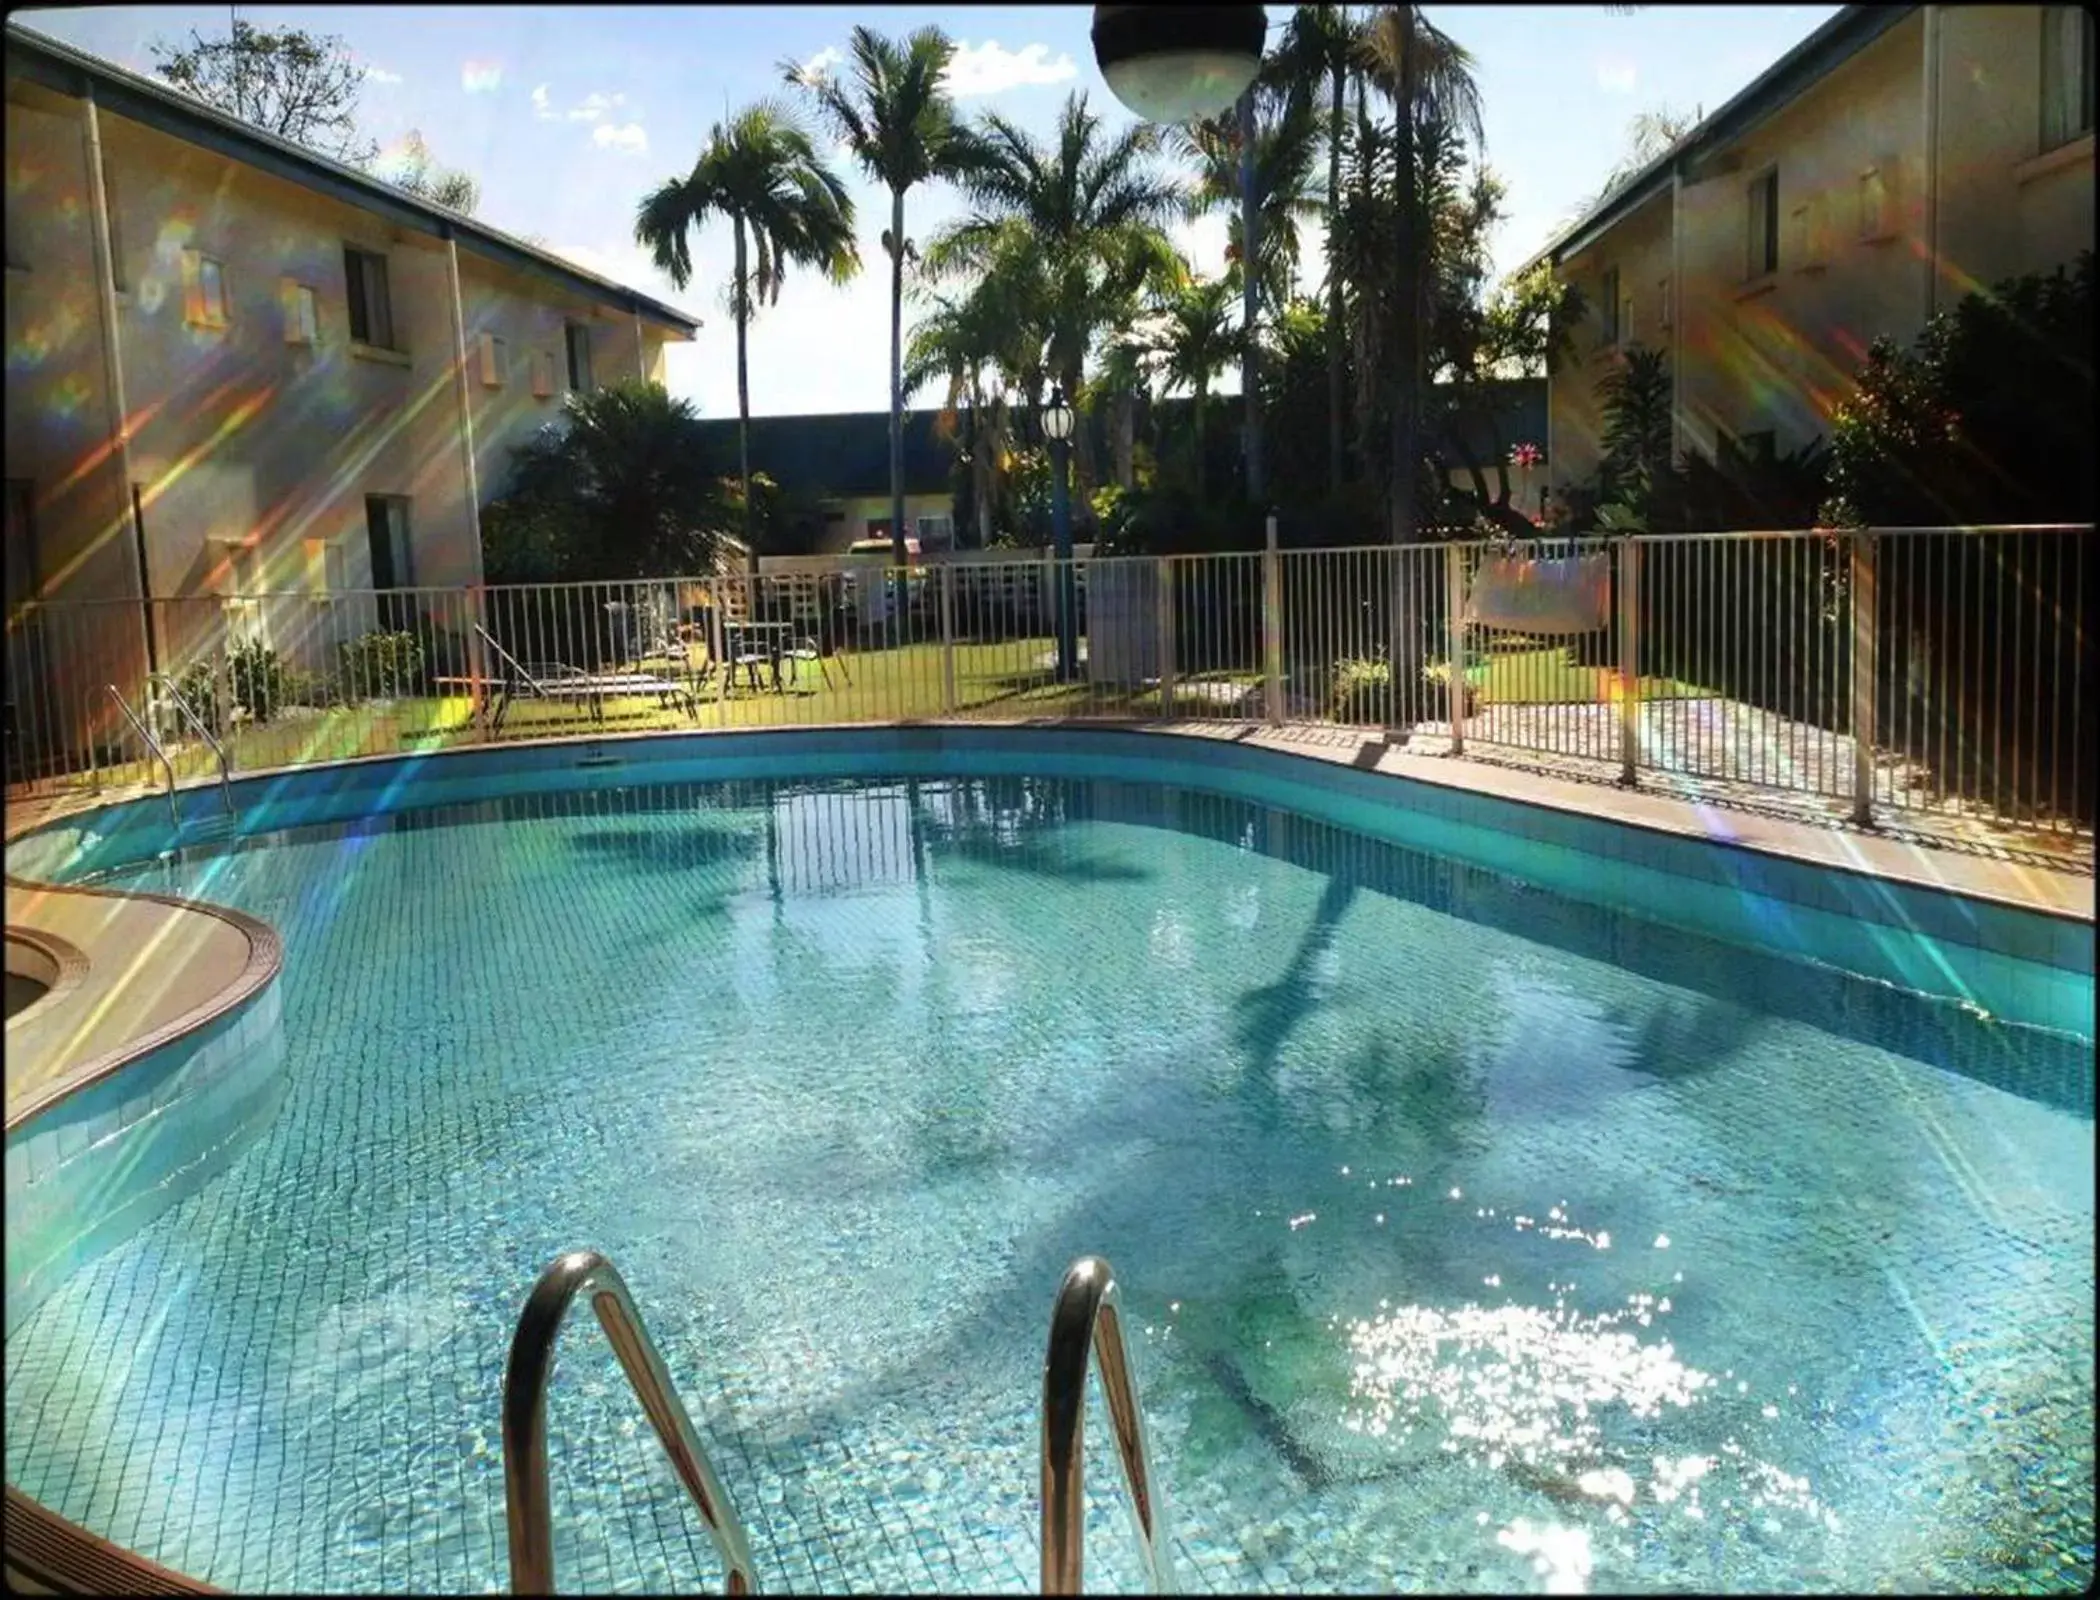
5, 769, 2093, 1593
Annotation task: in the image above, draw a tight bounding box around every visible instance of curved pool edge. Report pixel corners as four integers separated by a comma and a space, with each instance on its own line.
1, 719, 2091, 1594
2, 878, 283, 1134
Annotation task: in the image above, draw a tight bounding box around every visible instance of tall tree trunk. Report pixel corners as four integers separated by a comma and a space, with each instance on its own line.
1389, 6, 1419, 548
1113, 388, 1135, 489
1193, 381, 1208, 502
974, 397, 995, 549
733, 216, 758, 575
1326, 59, 1346, 496
1352, 78, 1380, 477
887, 187, 908, 568
1239, 87, 1265, 504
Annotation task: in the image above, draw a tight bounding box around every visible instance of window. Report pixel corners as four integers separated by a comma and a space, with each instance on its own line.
2042, 5, 2096, 150
282, 279, 320, 345
1657, 274, 1673, 331
98, 149, 125, 292
183, 250, 229, 327
531, 349, 555, 398
4, 478, 39, 612
1789, 192, 1830, 269
564, 321, 594, 392
1745, 167, 1780, 279
302, 537, 347, 594
915, 513, 955, 548
1599, 265, 1621, 345
214, 539, 264, 639
344, 246, 396, 349
478, 332, 506, 388
365, 495, 414, 630
1857, 162, 1895, 241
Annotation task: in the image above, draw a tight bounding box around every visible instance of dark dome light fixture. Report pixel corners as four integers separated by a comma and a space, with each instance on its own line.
1090, 5, 1267, 124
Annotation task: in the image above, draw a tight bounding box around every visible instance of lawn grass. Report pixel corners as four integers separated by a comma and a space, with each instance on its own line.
1464, 646, 1709, 705
66, 635, 1699, 796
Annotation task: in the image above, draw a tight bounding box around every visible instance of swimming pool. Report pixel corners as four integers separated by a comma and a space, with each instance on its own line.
5, 729, 2093, 1593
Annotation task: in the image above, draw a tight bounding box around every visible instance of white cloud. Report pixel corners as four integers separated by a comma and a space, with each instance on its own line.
531, 83, 554, 119
567, 91, 628, 123
1595, 56, 1638, 94
797, 45, 843, 82
943, 40, 1077, 98
592, 122, 649, 155
364, 65, 403, 86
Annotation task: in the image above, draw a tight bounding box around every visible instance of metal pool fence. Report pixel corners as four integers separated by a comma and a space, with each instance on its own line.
4, 524, 2090, 852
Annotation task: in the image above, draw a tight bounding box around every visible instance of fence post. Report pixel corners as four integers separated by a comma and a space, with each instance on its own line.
1262, 514, 1283, 725
467, 583, 488, 741
1850, 528, 1878, 826
939, 562, 957, 716
1156, 556, 1176, 720
1617, 537, 1640, 786
1445, 543, 1467, 755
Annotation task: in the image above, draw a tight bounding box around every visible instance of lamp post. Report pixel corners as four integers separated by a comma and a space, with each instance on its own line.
1042, 385, 1078, 682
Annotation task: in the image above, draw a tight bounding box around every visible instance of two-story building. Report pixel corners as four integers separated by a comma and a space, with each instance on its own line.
1529, 4, 2094, 496
4, 23, 700, 774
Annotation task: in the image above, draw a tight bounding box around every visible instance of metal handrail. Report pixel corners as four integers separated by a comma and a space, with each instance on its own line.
104, 684, 179, 834
1041, 1256, 1173, 1595
148, 671, 233, 816
502, 1249, 757, 1595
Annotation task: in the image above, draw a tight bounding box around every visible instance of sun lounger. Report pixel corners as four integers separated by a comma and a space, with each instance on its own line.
434, 625, 704, 731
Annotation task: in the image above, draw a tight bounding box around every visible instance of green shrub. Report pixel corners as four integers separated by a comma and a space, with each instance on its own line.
338, 630, 426, 697
1330, 655, 1391, 725
227, 642, 290, 723
170, 658, 223, 735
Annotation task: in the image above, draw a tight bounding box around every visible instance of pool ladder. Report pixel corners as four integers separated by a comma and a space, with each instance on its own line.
501, 1251, 1170, 1595
104, 681, 234, 838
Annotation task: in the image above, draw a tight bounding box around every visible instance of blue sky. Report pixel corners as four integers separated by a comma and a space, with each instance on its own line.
21, 3, 1840, 417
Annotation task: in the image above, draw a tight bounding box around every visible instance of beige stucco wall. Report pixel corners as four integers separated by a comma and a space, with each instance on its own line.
6, 89, 684, 615
1934, 5, 2097, 299
4, 77, 685, 770
1552, 186, 1677, 491
1546, 5, 2094, 498
823, 492, 957, 553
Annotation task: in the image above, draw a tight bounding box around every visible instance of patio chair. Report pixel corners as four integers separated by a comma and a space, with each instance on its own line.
467, 624, 703, 731
780, 632, 847, 689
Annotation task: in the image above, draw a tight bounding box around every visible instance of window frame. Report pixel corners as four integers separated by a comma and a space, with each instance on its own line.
282, 279, 321, 346
184, 249, 230, 328
1744, 165, 1780, 281
564, 321, 594, 393
343, 244, 398, 351
478, 331, 507, 388
1598, 264, 1622, 346
2041, 4, 2096, 152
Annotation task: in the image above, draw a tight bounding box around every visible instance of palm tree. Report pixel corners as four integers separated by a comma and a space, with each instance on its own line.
635, 101, 859, 570
904, 282, 1022, 548
784, 26, 981, 567
1137, 274, 1241, 500
1176, 74, 1325, 502
1274, 4, 1366, 494
927, 92, 1183, 517
1360, 4, 1483, 544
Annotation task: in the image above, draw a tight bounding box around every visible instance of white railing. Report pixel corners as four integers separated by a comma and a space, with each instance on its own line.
5, 526, 2090, 853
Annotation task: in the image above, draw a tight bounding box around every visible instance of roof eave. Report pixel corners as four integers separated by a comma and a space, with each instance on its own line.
1523, 2, 1919, 276
3, 22, 702, 336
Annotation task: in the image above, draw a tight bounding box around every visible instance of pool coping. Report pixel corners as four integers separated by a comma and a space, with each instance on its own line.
0, 878, 283, 1136
0, 716, 2089, 1594
6, 719, 2091, 921
3, 924, 90, 1035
